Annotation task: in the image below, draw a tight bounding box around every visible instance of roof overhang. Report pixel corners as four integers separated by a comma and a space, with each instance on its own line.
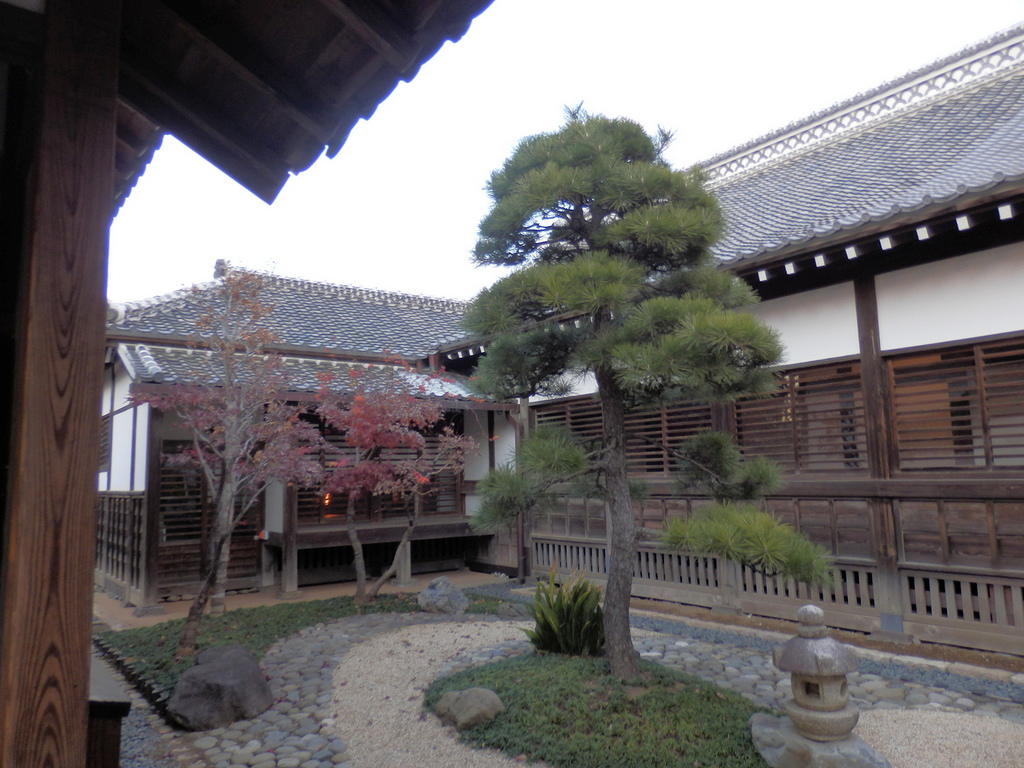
113, 0, 494, 205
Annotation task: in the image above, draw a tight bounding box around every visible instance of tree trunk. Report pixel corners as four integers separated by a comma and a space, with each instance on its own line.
597, 373, 641, 679
177, 480, 236, 657
209, 536, 231, 615
368, 495, 420, 599
347, 496, 368, 603
176, 535, 227, 659
208, 480, 236, 615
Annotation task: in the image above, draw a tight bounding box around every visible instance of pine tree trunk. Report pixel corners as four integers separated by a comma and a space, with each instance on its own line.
597, 373, 641, 680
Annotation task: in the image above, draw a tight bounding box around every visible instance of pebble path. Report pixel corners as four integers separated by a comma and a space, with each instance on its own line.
125, 605, 1024, 768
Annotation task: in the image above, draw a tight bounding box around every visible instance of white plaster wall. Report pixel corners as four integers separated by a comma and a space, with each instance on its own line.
463, 409, 518, 517
463, 409, 493, 481
746, 282, 860, 366
107, 409, 137, 491
877, 243, 1024, 352
133, 406, 150, 490
101, 361, 151, 492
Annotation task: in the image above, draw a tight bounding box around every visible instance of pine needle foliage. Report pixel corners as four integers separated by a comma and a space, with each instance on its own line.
524, 570, 606, 656
664, 503, 834, 586
675, 430, 783, 501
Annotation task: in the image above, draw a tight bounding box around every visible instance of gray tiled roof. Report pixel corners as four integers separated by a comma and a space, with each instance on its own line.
108, 271, 469, 358
118, 342, 476, 399
706, 25, 1024, 265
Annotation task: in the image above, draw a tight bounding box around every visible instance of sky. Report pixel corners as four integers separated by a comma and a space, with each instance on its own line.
107, 0, 1024, 305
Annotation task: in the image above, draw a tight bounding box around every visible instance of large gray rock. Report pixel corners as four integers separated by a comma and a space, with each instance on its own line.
435, 687, 505, 731
750, 713, 893, 768
417, 576, 468, 614
167, 644, 273, 731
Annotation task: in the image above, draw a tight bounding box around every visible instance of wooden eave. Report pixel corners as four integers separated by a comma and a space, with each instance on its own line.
113, 0, 493, 206
732, 189, 1024, 300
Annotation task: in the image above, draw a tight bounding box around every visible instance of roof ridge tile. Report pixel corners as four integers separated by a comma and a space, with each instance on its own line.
703, 23, 1024, 183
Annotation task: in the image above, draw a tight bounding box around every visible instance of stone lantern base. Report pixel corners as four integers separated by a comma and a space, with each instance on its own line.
784, 699, 860, 741
750, 713, 892, 768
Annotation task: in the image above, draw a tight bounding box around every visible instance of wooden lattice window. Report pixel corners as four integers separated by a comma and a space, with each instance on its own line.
158, 441, 205, 542
298, 425, 461, 525
533, 397, 713, 474
735, 362, 867, 474
891, 338, 1024, 470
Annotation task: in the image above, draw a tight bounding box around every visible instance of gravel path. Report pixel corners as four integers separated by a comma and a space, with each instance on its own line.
325, 621, 530, 768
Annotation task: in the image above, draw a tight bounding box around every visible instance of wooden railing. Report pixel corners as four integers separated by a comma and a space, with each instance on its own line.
94, 493, 145, 603
532, 535, 1024, 655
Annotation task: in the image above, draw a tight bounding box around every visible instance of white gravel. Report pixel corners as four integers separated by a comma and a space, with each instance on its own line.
324, 620, 1024, 768
326, 621, 529, 768
857, 709, 1024, 768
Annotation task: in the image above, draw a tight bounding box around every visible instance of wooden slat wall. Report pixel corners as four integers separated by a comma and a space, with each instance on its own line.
94, 493, 145, 594
891, 337, 1024, 470
153, 442, 261, 596
735, 362, 868, 474
529, 332, 1024, 655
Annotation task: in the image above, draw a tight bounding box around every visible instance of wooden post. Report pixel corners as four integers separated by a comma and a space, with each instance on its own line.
0, 1, 121, 765
279, 484, 301, 597
854, 277, 909, 639
139, 409, 165, 608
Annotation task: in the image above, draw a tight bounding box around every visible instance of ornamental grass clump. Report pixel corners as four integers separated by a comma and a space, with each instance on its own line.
525, 570, 606, 656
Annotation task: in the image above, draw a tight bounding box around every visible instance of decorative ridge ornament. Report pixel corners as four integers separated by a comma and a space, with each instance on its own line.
704, 26, 1024, 184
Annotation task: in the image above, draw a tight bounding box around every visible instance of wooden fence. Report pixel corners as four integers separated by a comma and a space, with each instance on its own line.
94, 493, 145, 604
532, 534, 1024, 655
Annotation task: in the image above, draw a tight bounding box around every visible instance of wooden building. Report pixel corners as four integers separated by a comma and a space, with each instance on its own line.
95, 267, 514, 608
529, 25, 1024, 654
0, 1, 492, 764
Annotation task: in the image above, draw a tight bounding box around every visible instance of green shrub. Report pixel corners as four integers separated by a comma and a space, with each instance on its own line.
524, 570, 605, 656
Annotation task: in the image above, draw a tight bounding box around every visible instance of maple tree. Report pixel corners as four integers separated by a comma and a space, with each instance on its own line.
132, 269, 323, 658
316, 362, 475, 603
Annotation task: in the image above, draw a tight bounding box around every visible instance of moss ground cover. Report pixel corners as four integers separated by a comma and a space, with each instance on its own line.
425, 654, 769, 768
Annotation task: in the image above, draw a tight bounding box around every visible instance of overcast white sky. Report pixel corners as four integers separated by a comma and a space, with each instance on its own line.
107, 0, 1024, 304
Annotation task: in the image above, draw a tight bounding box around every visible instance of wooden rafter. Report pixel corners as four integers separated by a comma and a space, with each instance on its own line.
318, 0, 423, 72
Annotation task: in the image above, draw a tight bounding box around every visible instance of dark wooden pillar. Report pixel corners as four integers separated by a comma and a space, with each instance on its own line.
854, 276, 907, 638
0, 1, 121, 765
140, 409, 165, 608
280, 484, 301, 596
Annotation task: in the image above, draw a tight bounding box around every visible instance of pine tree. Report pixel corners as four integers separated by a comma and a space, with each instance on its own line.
465, 109, 783, 679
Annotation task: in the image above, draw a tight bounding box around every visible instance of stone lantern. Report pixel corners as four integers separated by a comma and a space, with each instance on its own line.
773, 604, 859, 742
